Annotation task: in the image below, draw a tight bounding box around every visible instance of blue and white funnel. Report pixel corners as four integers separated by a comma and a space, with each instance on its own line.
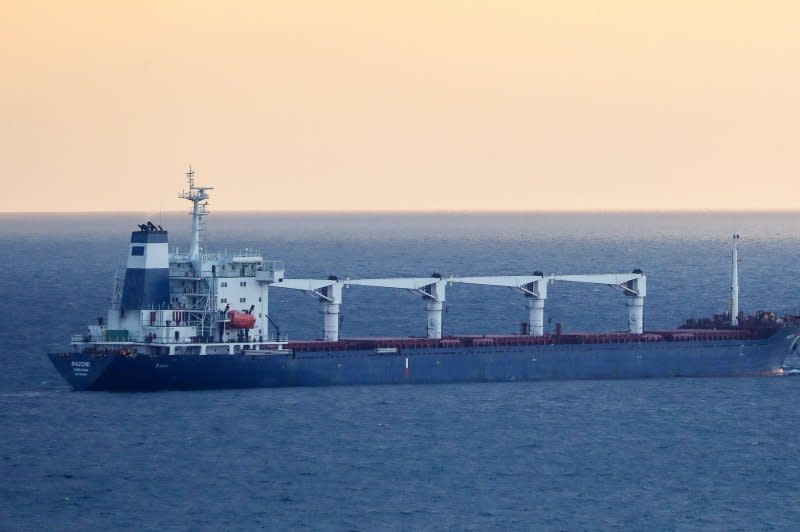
120, 222, 170, 310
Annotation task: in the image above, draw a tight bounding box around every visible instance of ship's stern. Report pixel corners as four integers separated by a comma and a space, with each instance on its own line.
47, 352, 116, 390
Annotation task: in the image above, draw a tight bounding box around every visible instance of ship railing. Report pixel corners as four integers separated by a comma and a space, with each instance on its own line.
214, 271, 256, 278
142, 320, 205, 328
255, 261, 285, 283
137, 338, 198, 344
133, 335, 211, 344
203, 249, 263, 260
257, 260, 284, 273
127, 338, 288, 347
170, 270, 204, 280
138, 303, 207, 311
231, 248, 263, 258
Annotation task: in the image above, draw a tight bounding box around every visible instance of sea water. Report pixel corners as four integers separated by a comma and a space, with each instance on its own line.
1, 212, 800, 530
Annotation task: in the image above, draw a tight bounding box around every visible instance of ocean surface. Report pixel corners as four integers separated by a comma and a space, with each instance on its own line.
2, 212, 800, 530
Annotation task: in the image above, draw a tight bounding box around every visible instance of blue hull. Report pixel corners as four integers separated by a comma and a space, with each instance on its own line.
49, 327, 799, 391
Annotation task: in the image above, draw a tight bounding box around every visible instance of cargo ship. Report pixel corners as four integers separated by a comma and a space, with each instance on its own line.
48, 170, 800, 390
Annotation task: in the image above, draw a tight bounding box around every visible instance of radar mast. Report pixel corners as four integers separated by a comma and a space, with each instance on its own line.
178, 166, 213, 262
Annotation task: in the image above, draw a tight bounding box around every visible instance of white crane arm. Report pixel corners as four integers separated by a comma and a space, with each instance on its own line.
449, 275, 543, 288
347, 277, 442, 290
549, 273, 642, 285
272, 279, 339, 292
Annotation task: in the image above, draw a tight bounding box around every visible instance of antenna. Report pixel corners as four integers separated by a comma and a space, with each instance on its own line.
178, 166, 214, 262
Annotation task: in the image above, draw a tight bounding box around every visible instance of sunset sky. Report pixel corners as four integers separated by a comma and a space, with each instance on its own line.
1, 1, 798, 212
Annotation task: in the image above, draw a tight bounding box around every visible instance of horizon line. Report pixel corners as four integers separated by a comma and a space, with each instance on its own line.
2, 208, 800, 216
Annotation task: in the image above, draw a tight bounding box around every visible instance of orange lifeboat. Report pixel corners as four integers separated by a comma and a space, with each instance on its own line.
228, 310, 256, 329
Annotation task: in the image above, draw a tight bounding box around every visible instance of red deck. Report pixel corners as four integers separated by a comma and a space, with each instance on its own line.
285, 328, 766, 353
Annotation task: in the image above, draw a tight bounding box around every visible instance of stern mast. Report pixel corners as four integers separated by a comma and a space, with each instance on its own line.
730, 233, 740, 327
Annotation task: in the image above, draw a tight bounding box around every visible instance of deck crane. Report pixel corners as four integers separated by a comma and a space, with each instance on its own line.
449, 274, 548, 335
347, 276, 447, 339
450, 272, 647, 335
549, 272, 647, 334
272, 276, 447, 341
271, 278, 345, 341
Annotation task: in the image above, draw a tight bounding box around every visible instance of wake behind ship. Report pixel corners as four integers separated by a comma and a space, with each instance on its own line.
48, 170, 800, 391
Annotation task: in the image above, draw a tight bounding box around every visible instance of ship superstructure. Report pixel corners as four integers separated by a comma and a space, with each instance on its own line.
50, 170, 800, 390
87, 169, 285, 355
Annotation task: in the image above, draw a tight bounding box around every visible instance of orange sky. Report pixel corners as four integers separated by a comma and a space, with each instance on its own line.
1, 1, 798, 212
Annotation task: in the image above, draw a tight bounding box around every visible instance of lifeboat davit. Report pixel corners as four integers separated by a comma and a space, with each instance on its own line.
228, 310, 256, 329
